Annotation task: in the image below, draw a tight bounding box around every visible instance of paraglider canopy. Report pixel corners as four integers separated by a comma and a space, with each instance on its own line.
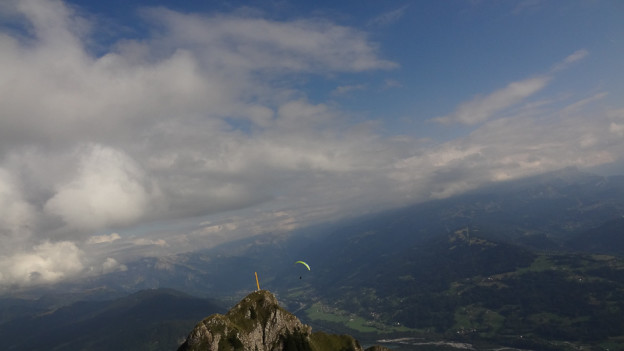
295, 261, 311, 270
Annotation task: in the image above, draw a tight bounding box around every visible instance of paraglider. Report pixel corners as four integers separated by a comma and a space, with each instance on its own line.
295, 261, 310, 279
295, 261, 311, 270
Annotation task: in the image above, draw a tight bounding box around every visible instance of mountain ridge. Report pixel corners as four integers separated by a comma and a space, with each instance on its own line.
0, 288, 225, 351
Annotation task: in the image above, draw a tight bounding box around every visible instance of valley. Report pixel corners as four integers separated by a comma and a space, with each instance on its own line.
1, 169, 624, 350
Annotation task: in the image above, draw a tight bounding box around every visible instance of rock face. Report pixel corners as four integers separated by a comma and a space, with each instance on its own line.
177, 290, 365, 351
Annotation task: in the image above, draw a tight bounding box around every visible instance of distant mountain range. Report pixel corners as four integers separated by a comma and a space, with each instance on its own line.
3, 168, 624, 350
0, 289, 223, 351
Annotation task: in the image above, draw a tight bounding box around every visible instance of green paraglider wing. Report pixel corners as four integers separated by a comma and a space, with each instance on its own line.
295, 261, 311, 270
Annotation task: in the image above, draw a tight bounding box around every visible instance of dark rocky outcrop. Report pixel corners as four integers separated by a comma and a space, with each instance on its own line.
177, 290, 384, 351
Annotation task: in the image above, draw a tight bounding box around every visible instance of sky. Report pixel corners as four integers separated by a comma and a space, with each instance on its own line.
0, 0, 623, 289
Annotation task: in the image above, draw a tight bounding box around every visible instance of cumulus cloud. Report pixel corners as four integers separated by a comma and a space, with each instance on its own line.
44, 145, 154, 231
0, 241, 84, 286
100, 257, 127, 274
0, 168, 36, 244
0, 0, 397, 286
0, 1, 620, 288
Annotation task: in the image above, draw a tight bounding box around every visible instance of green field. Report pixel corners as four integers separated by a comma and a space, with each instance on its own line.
305, 302, 414, 334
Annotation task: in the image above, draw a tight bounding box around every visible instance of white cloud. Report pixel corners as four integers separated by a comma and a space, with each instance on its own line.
433, 76, 551, 125
0, 168, 36, 241
0, 0, 398, 245
609, 109, 624, 137
44, 145, 155, 231
87, 233, 122, 244
132, 238, 168, 247
382, 79, 403, 90
0, 241, 84, 286
145, 7, 398, 73
368, 5, 410, 27
551, 49, 589, 72
433, 49, 590, 126
607, 107, 624, 136
100, 257, 127, 274
0, 1, 621, 289
397, 105, 624, 199
563, 49, 589, 64
0, 238, 129, 286
197, 223, 239, 235
610, 123, 624, 137
561, 92, 608, 114
331, 84, 367, 96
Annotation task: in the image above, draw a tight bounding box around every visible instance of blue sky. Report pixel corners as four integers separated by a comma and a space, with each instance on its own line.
0, 0, 622, 288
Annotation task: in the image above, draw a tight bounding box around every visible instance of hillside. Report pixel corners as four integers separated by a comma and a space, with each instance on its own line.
567, 217, 624, 255
290, 230, 624, 350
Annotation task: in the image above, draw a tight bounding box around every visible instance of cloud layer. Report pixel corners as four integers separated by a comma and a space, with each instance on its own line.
0, 0, 622, 288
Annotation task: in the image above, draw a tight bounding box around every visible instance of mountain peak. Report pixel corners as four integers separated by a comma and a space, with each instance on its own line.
178, 289, 388, 351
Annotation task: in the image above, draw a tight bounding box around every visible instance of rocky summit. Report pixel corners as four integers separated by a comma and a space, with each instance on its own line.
177, 290, 389, 351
